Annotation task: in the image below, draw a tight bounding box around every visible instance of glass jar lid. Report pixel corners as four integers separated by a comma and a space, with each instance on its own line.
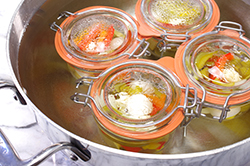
54, 6, 139, 69
175, 27, 250, 105
90, 59, 184, 139
135, 0, 220, 36
146, 0, 204, 31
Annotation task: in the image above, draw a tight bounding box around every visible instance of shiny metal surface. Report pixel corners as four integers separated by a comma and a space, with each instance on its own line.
5, 0, 250, 165
0, 79, 26, 105
0, 129, 90, 166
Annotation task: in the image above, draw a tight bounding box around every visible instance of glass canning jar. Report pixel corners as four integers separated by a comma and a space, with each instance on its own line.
71, 58, 200, 153
135, 0, 220, 59
135, 0, 220, 38
51, 6, 149, 79
174, 21, 250, 122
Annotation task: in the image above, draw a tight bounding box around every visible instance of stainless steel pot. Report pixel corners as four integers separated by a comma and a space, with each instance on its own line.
2, 0, 250, 165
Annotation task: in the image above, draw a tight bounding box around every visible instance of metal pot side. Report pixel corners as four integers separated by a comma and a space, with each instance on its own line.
4, 0, 250, 165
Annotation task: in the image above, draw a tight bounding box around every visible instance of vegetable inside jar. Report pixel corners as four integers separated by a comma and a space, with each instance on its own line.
107, 71, 168, 119
149, 0, 204, 31
72, 21, 126, 55
195, 48, 250, 88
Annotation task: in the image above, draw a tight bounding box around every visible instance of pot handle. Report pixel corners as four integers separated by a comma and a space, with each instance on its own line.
0, 129, 91, 166
0, 80, 91, 165
0, 79, 26, 105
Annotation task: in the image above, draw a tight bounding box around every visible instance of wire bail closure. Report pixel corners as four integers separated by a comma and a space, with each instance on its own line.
50, 11, 74, 32
200, 21, 250, 122
71, 75, 204, 128
215, 21, 245, 36
215, 21, 250, 51
157, 32, 191, 58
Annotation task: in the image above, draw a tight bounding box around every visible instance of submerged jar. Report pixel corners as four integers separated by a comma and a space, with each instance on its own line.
72, 58, 199, 153
51, 6, 148, 78
135, 0, 220, 59
135, 0, 220, 37
174, 21, 250, 121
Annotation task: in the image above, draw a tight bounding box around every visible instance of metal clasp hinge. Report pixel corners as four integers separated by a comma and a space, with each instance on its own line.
215, 21, 245, 36
181, 83, 205, 127
128, 38, 150, 59
157, 32, 191, 58
71, 76, 97, 108
50, 11, 75, 32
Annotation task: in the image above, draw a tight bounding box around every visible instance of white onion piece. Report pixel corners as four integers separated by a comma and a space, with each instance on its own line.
108, 92, 130, 112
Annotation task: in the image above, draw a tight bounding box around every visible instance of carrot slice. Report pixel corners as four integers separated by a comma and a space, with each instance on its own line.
145, 94, 166, 116
104, 25, 114, 47
97, 29, 108, 42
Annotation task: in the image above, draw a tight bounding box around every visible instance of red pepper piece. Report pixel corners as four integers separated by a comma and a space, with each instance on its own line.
120, 144, 142, 152
146, 94, 166, 116
77, 23, 102, 51
209, 53, 234, 80
156, 141, 166, 150
150, 107, 159, 116
209, 73, 217, 80
104, 25, 115, 47
215, 52, 234, 70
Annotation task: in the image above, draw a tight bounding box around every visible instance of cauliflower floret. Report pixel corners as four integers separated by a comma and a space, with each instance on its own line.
108, 92, 154, 119
223, 67, 241, 83
126, 94, 153, 119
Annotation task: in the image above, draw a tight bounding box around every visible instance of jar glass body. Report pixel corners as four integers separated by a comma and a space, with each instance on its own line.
89, 60, 185, 153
